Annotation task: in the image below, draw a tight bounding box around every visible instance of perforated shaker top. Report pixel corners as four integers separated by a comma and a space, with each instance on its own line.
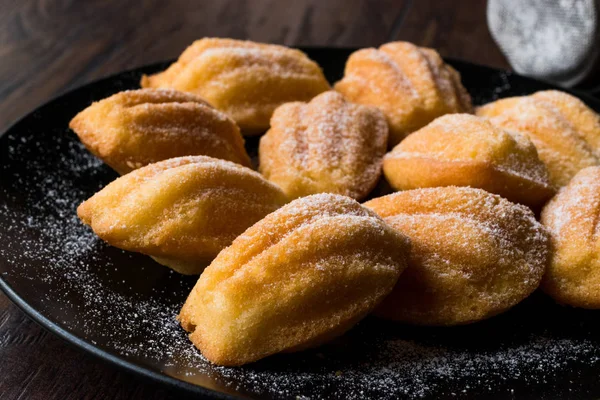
488, 0, 598, 87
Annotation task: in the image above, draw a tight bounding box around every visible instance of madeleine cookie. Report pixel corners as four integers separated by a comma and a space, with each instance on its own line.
77, 156, 287, 274
141, 38, 330, 134
259, 91, 388, 200
383, 114, 554, 208
69, 89, 251, 174
477, 90, 600, 187
178, 194, 410, 366
541, 166, 600, 308
334, 41, 472, 146
364, 187, 550, 326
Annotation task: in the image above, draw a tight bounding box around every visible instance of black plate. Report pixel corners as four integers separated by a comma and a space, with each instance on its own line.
1, 48, 600, 400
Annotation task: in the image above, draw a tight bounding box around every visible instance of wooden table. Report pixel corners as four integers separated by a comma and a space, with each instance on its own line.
0, 1, 508, 398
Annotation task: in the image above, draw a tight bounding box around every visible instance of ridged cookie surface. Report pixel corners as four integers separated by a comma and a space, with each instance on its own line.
141, 38, 330, 134
477, 90, 600, 187
179, 194, 410, 366
70, 89, 250, 174
365, 187, 549, 326
259, 91, 388, 200
78, 156, 287, 274
541, 166, 600, 308
335, 41, 472, 146
383, 114, 554, 207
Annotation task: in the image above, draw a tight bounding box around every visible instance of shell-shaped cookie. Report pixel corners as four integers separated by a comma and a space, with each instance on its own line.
533, 91, 600, 150
541, 166, 600, 308
334, 41, 473, 147
77, 156, 287, 275
477, 90, 600, 187
69, 89, 251, 174
364, 187, 550, 326
141, 38, 330, 135
178, 194, 410, 366
383, 114, 554, 208
259, 91, 388, 200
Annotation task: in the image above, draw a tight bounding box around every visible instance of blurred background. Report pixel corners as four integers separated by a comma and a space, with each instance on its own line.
1, 0, 597, 399
0, 0, 510, 134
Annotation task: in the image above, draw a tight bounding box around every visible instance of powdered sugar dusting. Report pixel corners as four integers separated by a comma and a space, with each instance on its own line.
385, 114, 552, 187
211, 332, 599, 399
2, 58, 600, 399
261, 91, 387, 199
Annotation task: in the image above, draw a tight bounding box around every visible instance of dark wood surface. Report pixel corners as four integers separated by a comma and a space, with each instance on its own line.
0, 1, 508, 399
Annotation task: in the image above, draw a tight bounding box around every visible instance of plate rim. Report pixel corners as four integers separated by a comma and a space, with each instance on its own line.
1, 49, 600, 399
0, 276, 240, 399
2, 48, 599, 139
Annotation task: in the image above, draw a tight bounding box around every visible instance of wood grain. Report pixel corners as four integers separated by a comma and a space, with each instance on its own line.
0, 0, 406, 134
393, 0, 509, 69
0, 296, 179, 400
0, 1, 506, 399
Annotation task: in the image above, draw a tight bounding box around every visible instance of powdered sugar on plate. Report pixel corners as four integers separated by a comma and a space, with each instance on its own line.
1, 59, 600, 399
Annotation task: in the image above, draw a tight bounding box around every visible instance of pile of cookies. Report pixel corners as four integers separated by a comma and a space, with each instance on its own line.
70, 38, 600, 367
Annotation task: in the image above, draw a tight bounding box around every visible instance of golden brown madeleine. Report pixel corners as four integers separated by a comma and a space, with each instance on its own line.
477, 90, 600, 187
364, 187, 550, 326
334, 41, 472, 147
178, 194, 410, 366
77, 156, 287, 275
541, 166, 600, 308
383, 114, 554, 208
259, 91, 388, 200
533, 91, 600, 150
69, 89, 251, 174
141, 38, 330, 135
